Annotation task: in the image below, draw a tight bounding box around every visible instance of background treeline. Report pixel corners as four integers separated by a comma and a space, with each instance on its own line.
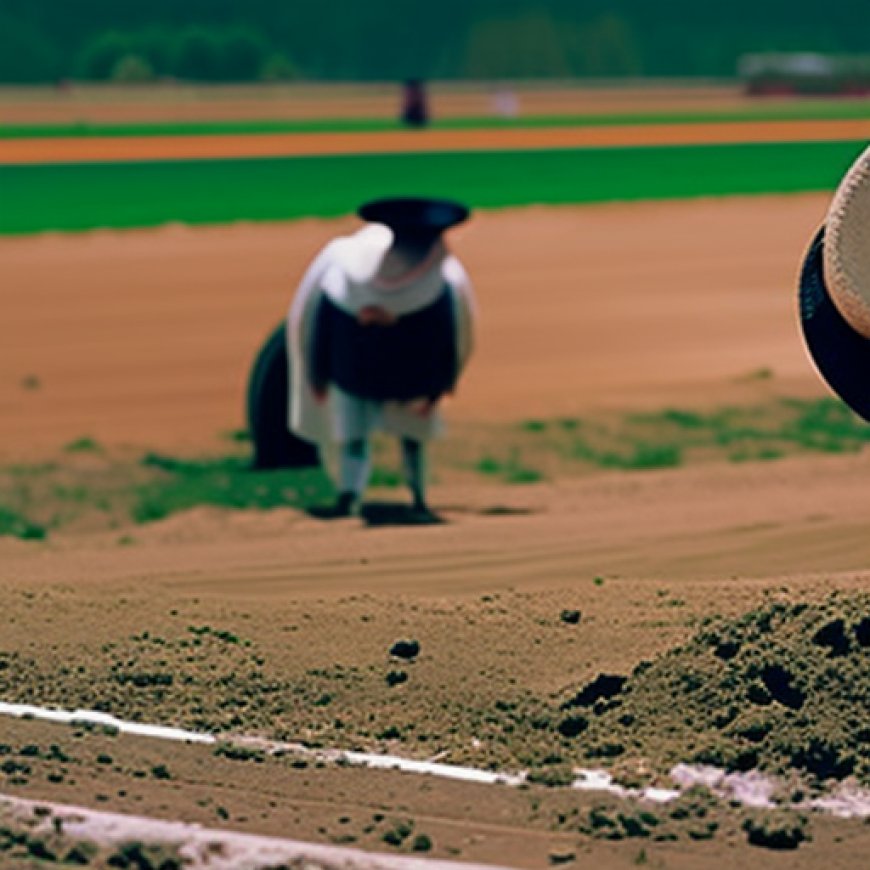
2, 0, 870, 84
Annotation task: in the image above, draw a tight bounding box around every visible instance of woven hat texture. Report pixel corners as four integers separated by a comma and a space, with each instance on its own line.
824, 145, 870, 339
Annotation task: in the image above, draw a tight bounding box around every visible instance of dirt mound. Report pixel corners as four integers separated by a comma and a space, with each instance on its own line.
566, 593, 870, 785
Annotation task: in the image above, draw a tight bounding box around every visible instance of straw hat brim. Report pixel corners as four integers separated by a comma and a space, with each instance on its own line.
798, 225, 870, 422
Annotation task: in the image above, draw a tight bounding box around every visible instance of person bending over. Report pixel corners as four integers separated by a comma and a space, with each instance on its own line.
286, 196, 476, 520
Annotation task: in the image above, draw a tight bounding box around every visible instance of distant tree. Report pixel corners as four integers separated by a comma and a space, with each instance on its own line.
260, 52, 298, 82
172, 28, 221, 81
8, 0, 870, 84
110, 54, 155, 83
137, 26, 177, 78
221, 29, 269, 81
463, 12, 572, 78
0, 15, 57, 82
74, 31, 134, 80
574, 14, 643, 77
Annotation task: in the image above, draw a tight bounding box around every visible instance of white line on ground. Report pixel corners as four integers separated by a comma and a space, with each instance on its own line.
0, 793, 515, 870
3, 701, 870, 818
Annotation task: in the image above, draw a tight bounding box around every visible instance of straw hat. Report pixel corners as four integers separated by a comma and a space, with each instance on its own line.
824, 145, 870, 339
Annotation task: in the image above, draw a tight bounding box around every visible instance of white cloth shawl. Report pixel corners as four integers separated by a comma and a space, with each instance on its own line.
287, 224, 475, 445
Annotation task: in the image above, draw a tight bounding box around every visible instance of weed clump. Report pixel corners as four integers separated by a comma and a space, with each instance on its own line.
742, 811, 808, 850
0, 507, 46, 541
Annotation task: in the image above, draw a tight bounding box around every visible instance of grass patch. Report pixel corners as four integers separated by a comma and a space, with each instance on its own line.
0, 140, 862, 234
519, 419, 549, 433
475, 450, 544, 484
456, 397, 870, 485
514, 397, 870, 474
1, 397, 867, 537
221, 428, 251, 443
63, 436, 102, 453
133, 453, 333, 523
573, 439, 684, 470
643, 409, 707, 429
781, 396, 870, 452
0, 506, 47, 541
625, 398, 870, 458
369, 465, 404, 488
0, 446, 333, 535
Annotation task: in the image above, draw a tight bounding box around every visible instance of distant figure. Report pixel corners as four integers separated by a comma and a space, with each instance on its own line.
492, 89, 520, 119
400, 79, 430, 128
287, 197, 475, 521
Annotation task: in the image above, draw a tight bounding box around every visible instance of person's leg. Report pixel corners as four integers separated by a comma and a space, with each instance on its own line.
400, 437, 428, 511
336, 437, 370, 514
317, 392, 376, 517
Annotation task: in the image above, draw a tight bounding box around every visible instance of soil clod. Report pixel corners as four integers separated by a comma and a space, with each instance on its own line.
561, 674, 627, 709
389, 640, 420, 660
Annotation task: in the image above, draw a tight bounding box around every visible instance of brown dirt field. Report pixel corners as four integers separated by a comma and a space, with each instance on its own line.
0, 82, 770, 125
0, 195, 826, 456
7, 194, 870, 869
4, 118, 870, 164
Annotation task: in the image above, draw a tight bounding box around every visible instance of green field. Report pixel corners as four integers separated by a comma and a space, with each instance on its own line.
4, 101, 870, 139
0, 140, 862, 235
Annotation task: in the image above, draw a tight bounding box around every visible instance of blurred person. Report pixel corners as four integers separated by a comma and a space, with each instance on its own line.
400, 79, 430, 127
287, 197, 475, 521
492, 88, 520, 118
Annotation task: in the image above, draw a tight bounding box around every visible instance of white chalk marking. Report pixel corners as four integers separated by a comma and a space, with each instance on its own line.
671, 764, 776, 809
0, 701, 525, 787
4, 701, 870, 817
341, 750, 526, 786
0, 703, 216, 744
810, 784, 870, 819
0, 793, 514, 870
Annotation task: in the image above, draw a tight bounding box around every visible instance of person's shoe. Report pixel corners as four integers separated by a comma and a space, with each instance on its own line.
408, 498, 443, 525
309, 491, 360, 519
335, 491, 361, 517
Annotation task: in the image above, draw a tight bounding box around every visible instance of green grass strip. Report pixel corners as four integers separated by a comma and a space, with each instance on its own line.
4, 101, 870, 138
0, 140, 862, 234
133, 454, 332, 523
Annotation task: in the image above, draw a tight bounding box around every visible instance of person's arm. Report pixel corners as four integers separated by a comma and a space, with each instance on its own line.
443, 256, 477, 389
287, 243, 340, 408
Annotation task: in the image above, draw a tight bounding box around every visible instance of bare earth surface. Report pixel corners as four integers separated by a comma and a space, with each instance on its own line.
4, 85, 870, 864
0, 83, 785, 125
0, 195, 828, 456
4, 82, 868, 164
7, 192, 870, 868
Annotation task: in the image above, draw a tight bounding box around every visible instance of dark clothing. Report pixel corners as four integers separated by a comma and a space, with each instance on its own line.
310, 287, 458, 402
400, 80, 429, 127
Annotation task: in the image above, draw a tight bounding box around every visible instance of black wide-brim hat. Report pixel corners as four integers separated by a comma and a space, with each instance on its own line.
798, 144, 870, 422
357, 196, 470, 234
